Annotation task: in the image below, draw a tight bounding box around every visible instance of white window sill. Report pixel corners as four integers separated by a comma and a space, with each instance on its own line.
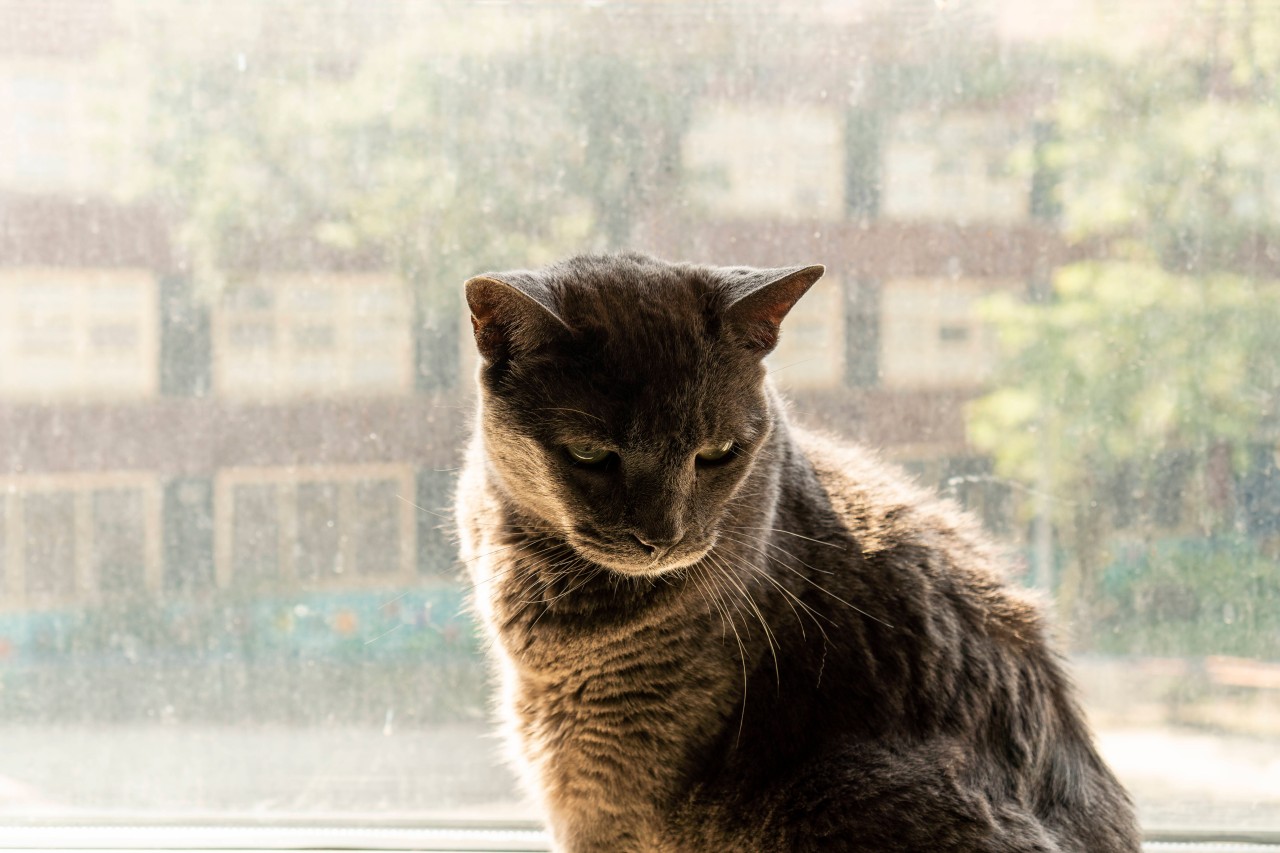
0, 824, 1278, 852
0, 824, 547, 851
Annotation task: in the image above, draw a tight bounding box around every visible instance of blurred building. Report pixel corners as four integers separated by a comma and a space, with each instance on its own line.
0, 0, 1203, 619
0, 0, 1055, 614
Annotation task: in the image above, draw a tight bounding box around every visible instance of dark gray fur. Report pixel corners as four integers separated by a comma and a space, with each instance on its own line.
455, 253, 1140, 852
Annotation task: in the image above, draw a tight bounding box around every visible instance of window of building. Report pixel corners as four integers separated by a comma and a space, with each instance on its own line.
215, 466, 416, 591
880, 278, 1013, 389
683, 103, 846, 220
4, 74, 72, 187
0, 475, 160, 609
213, 275, 412, 398
92, 488, 148, 595
0, 270, 157, 400
881, 112, 1031, 224
22, 492, 77, 602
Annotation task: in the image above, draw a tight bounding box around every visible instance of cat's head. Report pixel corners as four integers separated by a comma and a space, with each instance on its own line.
465, 253, 822, 576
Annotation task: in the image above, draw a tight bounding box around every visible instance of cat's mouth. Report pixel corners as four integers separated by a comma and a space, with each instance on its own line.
568, 531, 714, 576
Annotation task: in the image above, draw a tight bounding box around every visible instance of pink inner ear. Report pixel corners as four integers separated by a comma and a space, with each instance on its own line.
465, 275, 568, 363
466, 278, 505, 325
743, 303, 789, 350
732, 269, 822, 353
466, 277, 516, 361
758, 298, 792, 329
471, 313, 504, 359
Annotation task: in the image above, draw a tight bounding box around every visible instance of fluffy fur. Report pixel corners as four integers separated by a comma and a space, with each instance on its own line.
455, 253, 1139, 852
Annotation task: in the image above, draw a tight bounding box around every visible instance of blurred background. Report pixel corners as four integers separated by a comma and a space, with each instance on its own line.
0, 0, 1278, 834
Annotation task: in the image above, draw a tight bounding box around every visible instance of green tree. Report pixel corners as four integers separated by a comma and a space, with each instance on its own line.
970, 2, 1280, 652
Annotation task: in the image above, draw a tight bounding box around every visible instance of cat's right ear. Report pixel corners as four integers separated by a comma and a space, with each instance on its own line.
721, 264, 825, 355
464, 273, 569, 365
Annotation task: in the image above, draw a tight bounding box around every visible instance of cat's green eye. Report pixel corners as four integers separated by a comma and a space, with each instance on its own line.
696, 440, 734, 463
566, 444, 612, 465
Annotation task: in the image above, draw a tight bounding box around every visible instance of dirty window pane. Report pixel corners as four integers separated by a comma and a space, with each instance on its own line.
296, 481, 342, 582
92, 488, 147, 596
23, 492, 78, 601
1, 0, 1277, 838
231, 484, 279, 588
351, 480, 400, 578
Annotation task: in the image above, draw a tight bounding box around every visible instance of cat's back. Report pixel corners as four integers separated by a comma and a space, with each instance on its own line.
756, 424, 1140, 851
789, 424, 1011, 594
784, 422, 1066, 716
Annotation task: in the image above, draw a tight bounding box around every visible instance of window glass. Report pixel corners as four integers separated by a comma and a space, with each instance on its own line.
229, 483, 279, 588
91, 488, 147, 595
881, 112, 1031, 223
2, 0, 1278, 836
23, 492, 78, 601
215, 275, 411, 397
880, 278, 1011, 389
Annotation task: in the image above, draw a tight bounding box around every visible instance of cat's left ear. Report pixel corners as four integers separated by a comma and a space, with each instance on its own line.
464, 271, 569, 365
721, 264, 825, 354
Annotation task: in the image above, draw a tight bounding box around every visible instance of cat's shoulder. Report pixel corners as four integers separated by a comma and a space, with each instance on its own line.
790, 423, 1047, 640
789, 426, 966, 546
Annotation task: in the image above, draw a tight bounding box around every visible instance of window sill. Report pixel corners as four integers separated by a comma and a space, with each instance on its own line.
0, 823, 548, 851
1, 824, 1279, 852
0, 819, 1274, 845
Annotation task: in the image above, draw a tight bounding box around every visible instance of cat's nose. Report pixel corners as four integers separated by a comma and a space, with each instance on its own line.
630, 531, 684, 558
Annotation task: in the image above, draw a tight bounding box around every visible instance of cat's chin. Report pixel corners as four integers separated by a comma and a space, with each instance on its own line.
568, 539, 713, 577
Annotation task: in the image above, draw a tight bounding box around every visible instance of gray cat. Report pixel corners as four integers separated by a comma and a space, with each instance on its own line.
455, 253, 1140, 852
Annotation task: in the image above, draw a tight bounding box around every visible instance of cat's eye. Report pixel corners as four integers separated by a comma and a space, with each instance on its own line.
566, 444, 612, 465
696, 440, 734, 463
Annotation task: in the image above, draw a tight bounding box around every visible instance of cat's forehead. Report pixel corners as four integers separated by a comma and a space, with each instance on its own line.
506, 259, 757, 432
527, 344, 759, 448
557, 267, 736, 380
549, 255, 719, 334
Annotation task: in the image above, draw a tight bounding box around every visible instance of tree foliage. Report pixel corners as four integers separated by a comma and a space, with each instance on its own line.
971, 2, 1280, 653
142, 5, 696, 297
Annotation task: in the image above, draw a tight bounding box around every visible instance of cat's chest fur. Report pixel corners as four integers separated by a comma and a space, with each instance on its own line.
462, 508, 744, 851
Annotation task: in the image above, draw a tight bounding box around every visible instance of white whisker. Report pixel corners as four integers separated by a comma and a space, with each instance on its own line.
724, 524, 845, 550
719, 532, 894, 629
